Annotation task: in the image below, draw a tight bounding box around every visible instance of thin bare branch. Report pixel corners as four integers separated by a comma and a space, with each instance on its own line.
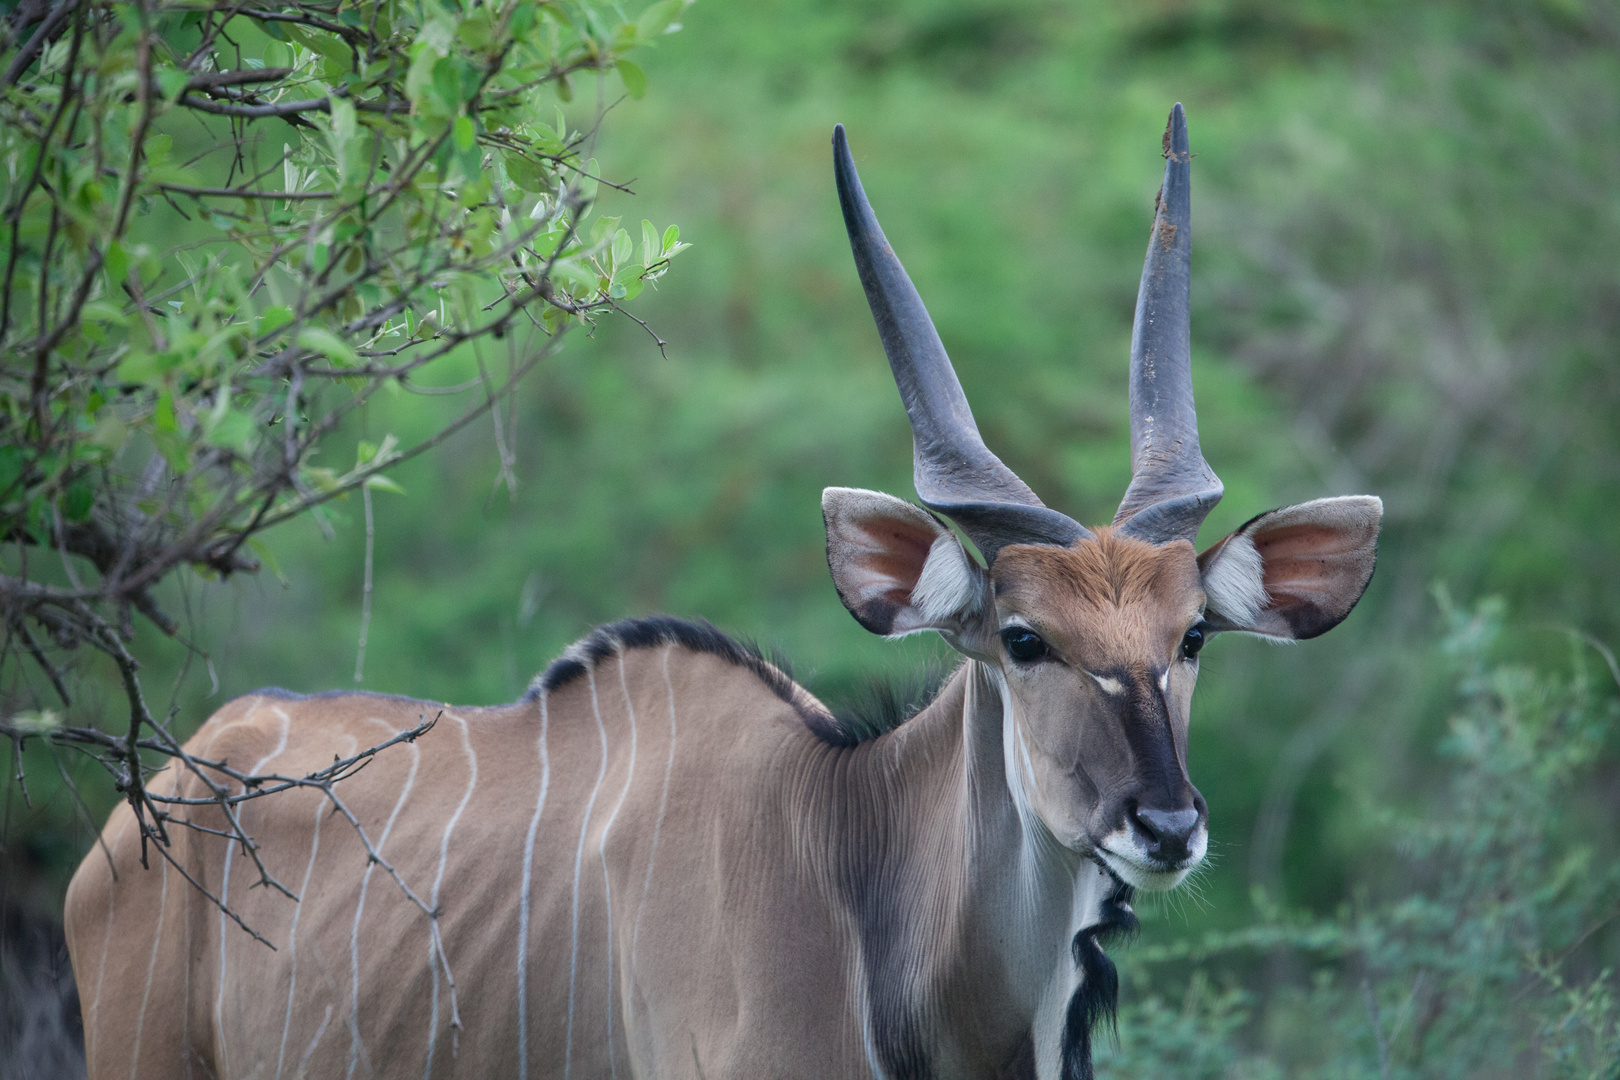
178, 92, 330, 119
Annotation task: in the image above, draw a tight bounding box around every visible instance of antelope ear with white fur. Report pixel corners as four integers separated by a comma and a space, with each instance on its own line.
1197, 496, 1382, 640
822, 487, 987, 637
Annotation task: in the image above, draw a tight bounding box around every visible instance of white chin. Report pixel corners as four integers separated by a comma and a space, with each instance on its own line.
1096, 848, 1195, 892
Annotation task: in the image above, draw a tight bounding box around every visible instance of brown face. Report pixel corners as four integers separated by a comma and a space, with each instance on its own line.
823, 486, 1381, 888
988, 531, 1210, 891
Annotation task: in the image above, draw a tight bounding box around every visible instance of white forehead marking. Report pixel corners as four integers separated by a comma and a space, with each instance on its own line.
1087, 671, 1124, 696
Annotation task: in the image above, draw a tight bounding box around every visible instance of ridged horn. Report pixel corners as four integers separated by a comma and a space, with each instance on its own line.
1113, 103, 1223, 544
834, 124, 1092, 561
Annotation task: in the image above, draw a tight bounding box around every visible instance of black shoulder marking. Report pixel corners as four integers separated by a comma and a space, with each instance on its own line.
534, 657, 586, 696
526, 615, 948, 748
527, 616, 802, 708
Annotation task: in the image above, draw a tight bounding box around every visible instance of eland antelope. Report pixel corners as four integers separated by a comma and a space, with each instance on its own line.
64, 105, 1381, 1080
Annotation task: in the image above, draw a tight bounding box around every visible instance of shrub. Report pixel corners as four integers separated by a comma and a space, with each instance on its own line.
0, 0, 687, 852
1099, 595, 1620, 1079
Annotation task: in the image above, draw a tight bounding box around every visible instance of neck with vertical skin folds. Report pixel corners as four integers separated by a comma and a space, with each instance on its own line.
813, 661, 1113, 1077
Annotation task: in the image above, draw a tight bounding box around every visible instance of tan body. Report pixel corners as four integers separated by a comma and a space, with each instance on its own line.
66, 640, 1110, 1080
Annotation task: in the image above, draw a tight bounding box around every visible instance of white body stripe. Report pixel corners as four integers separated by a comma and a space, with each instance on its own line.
517, 692, 552, 1080
299, 1004, 335, 1078
275, 752, 343, 1080
424, 712, 477, 1078
214, 703, 289, 1076
631, 647, 679, 960
598, 650, 641, 1080
565, 668, 612, 1080
127, 846, 169, 1080
346, 716, 421, 1080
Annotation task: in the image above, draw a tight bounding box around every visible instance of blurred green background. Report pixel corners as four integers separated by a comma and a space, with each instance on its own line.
6, 0, 1619, 1073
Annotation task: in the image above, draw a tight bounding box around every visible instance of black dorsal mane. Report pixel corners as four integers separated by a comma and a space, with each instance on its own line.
529, 615, 797, 702
527, 615, 946, 748
823, 661, 957, 745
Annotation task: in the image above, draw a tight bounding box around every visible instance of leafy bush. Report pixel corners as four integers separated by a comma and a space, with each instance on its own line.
1100, 595, 1620, 1079
0, 0, 687, 819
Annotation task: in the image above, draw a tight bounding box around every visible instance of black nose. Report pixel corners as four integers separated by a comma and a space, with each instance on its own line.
1129, 805, 1202, 864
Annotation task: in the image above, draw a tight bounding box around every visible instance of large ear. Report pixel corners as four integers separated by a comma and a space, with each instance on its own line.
822, 487, 988, 637
1197, 496, 1382, 640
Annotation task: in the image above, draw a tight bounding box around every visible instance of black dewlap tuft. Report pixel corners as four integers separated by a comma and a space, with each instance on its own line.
1060, 877, 1138, 1080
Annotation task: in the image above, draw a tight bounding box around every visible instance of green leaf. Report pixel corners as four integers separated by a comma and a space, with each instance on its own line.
153, 390, 178, 433
405, 46, 440, 107
24, 496, 48, 545
532, 226, 567, 258
363, 474, 407, 495
104, 240, 128, 284
0, 446, 26, 502
282, 23, 350, 66
246, 537, 288, 586
509, 2, 537, 39
261, 306, 294, 334
61, 476, 94, 521
80, 300, 127, 326
611, 228, 633, 268
456, 9, 494, 51
642, 219, 658, 266
505, 152, 546, 192
88, 412, 129, 453
590, 214, 621, 247
155, 67, 189, 102
144, 133, 173, 165
116, 349, 185, 386
329, 97, 357, 145
576, 157, 600, 203
453, 115, 477, 152
296, 327, 359, 366
662, 223, 680, 251
616, 59, 646, 100
636, 0, 684, 41
431, 55, 467, 111
152, 408, 191, 473
206, 409, 256, 454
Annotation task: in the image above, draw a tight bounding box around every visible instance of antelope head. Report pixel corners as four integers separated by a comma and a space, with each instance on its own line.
823, 106, 1381, 892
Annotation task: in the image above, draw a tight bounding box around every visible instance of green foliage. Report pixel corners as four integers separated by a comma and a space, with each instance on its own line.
0, 0, 689, 576
3, 3, 1619, 1073
1099, 597, 1620, 1078
0, 0, 687, 891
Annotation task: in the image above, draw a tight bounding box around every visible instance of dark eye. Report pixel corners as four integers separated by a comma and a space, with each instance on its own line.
1000, 627, 1049, 664
1180, 624, 1206, 660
